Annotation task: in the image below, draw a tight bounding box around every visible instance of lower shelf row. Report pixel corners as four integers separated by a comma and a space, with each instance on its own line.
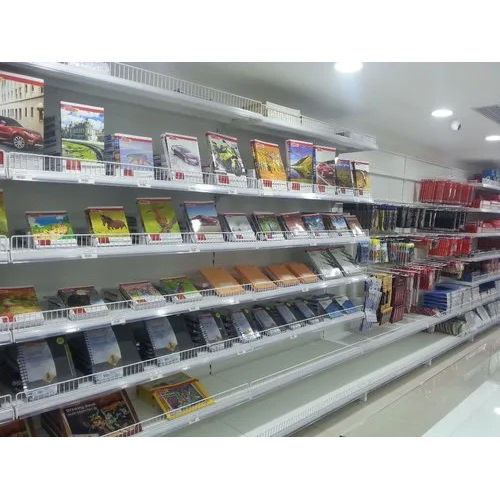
1, 292, 499, 436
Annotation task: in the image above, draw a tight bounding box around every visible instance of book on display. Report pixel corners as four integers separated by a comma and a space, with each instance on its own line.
234, 264, 278, 292
197, 312, 224, 346
104, 133, 154, 178
265, 264, 301, 287
25, 211, 77, 248
200, 267, 245, 296
302, 213, 327, 236
252, 212, 285, 240
250, 139, 287, 183
119, 281, 167, 309
0, 419, 33, 437
306, 249, 343, 279
86, 206, 132, 245
136, 197, 182, 243
252, 307, 281, 336
335, 295, 357, 313
229, 310, 261, 342
293, 299, 319, 323
335, 158, 354, 188
160, 276, 202, 303
143, 317, 179, 361
183, 201, 224, 243
285, 262, 319, 284
322, 213, 348, 232
161, 132, 203, 181
0, 286, 43, 327
274, 303, 300, 327
0, 190, 8, 237
313, 145, 337, 187
206, 132, 246, 184
279, 212, 308, 238
344, 214, 364, 236
352, 160, 370, 190
329, 247, 362, 275
221, 213, 256, 241
285, 140, 314, 185
58, 285, 108, 320
312, 295, 343, 318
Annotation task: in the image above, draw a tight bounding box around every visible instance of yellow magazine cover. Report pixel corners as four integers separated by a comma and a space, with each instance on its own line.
0, 190, 8, 236
251, 140, 287, 182
0, 286, 41, 322
353, 161, 370, 190
136, 197, 181, 235
86, 207, 130, 236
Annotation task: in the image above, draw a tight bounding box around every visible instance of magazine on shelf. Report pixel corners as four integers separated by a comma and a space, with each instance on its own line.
0, 419, 33, 437
234, 264, 278, 292
285, 140, 314, 185
252, 212, 285, 241
313, 145, 337, 187
313, 295, 343, 318
293, 299, 318, 322
335, 295, 357, 314
322, 213, 348, 232
0, 71, 44, 154
183, 201, 224, 243
104, 133, 154, 178
329, 247, 362, 275
250, 139, 287, 184
58, 391, 140, 436
119, 281, 167, 309
18, 340, 57, 391
275, 303, 299, 327
161, 132, 203, 180
206, 132, 246, 184
0, 286, 43, 327
286, 262, 319, 284
344, 214, 364, 236
230, 311, 261, 342
279, 212, 308, 238
200, 267, 245, 296
265, 264, 301, 287
335, 159, 354, 188
352, 161, 370, 191
306, 249, 343, 279
302, 213, 328, 236
160, 276, 202, 303
58, 285, 108, 320
25, 211, 77, 248
252, 307, 281, 335
85, 206, 132, 246
144, 317, 179, 357
0, 190, 8, 237
198, 312, 224, 345
221, 213, 256, 241
137, 197, 182, 244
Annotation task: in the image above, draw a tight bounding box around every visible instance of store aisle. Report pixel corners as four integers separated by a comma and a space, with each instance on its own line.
294, 326, 500, 437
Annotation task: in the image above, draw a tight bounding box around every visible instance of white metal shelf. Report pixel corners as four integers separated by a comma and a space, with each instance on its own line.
12, 308, 365, 419
106, 291, 500, 437
468, 181, 500, 192
1, 274, 367, 344
460, 250, 500, 262
11, 62, 377, 152
441, 271, 500, 287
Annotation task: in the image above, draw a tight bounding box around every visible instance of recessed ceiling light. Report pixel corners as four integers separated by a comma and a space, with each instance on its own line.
334, 62, 363, 73
485, 135, 500, 142
431, 108, 453, 118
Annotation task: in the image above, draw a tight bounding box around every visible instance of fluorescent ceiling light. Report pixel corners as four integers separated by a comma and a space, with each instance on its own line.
334, 62, 363, 73
485, 135, 500, 142
431, 108, 453, 118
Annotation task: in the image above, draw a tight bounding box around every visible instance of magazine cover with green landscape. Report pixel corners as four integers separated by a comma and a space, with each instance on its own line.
86, 207, 130, 236
60, 101, 105, 160
160, 277, 201, 301
0, 286, 41, 322
137, 198, 180, 234
0, 190, 8, 236
26, 211, 75, 242
286, 140, 313, 184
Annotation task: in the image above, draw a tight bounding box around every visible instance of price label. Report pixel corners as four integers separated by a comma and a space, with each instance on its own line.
78, 177, 95, 184
111, 318, 126, 326
189, 305, 200, 312
137, 181, 151, 188
13, 174, 32, 181
188, 416, 200, 425
228, 188, 238, 194
237, 350, 247, 356
81, 253, 98, 259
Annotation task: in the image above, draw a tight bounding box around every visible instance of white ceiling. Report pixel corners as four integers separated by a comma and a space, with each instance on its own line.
131, 62, 500, 170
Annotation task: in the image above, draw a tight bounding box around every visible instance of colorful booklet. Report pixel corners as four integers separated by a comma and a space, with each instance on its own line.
86, 206, 132, 245
0, 286, 43, 326
136, 197, 182, 243
59, 391, 140, 436
58, 285, 108, 319
161, 132, 203, 179
286, 262, 319, 284
265, 264, 301, 287
60, 101, 105, 161
221, 213, 256, 241
352, 160, 370, 190
302, 213, 327, 236
136, 373, 213, 420
25, 211, 77, 248
252, 212, 285, 240
160, 276, 202, 303
119, 281, 167, 309
335, 159, 354, 188
279, 212, 308, 238
104, 133, 154, 178
313, 145, 337, 187
0, 190, 8, 237
313, 295, 343, 319
285, 140, 314, 184
234, 264, 278, 292
322, 213, 348, 232
206, 132, 246, 180
200, 267, 245, 296
335, 295, 357, 314
230, 310, 260, 342
306, 249, 343, 279
250, 139, 287, 183
183, 201, 224, 243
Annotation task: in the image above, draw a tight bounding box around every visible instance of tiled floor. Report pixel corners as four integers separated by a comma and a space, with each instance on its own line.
294, 325, 500, 437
